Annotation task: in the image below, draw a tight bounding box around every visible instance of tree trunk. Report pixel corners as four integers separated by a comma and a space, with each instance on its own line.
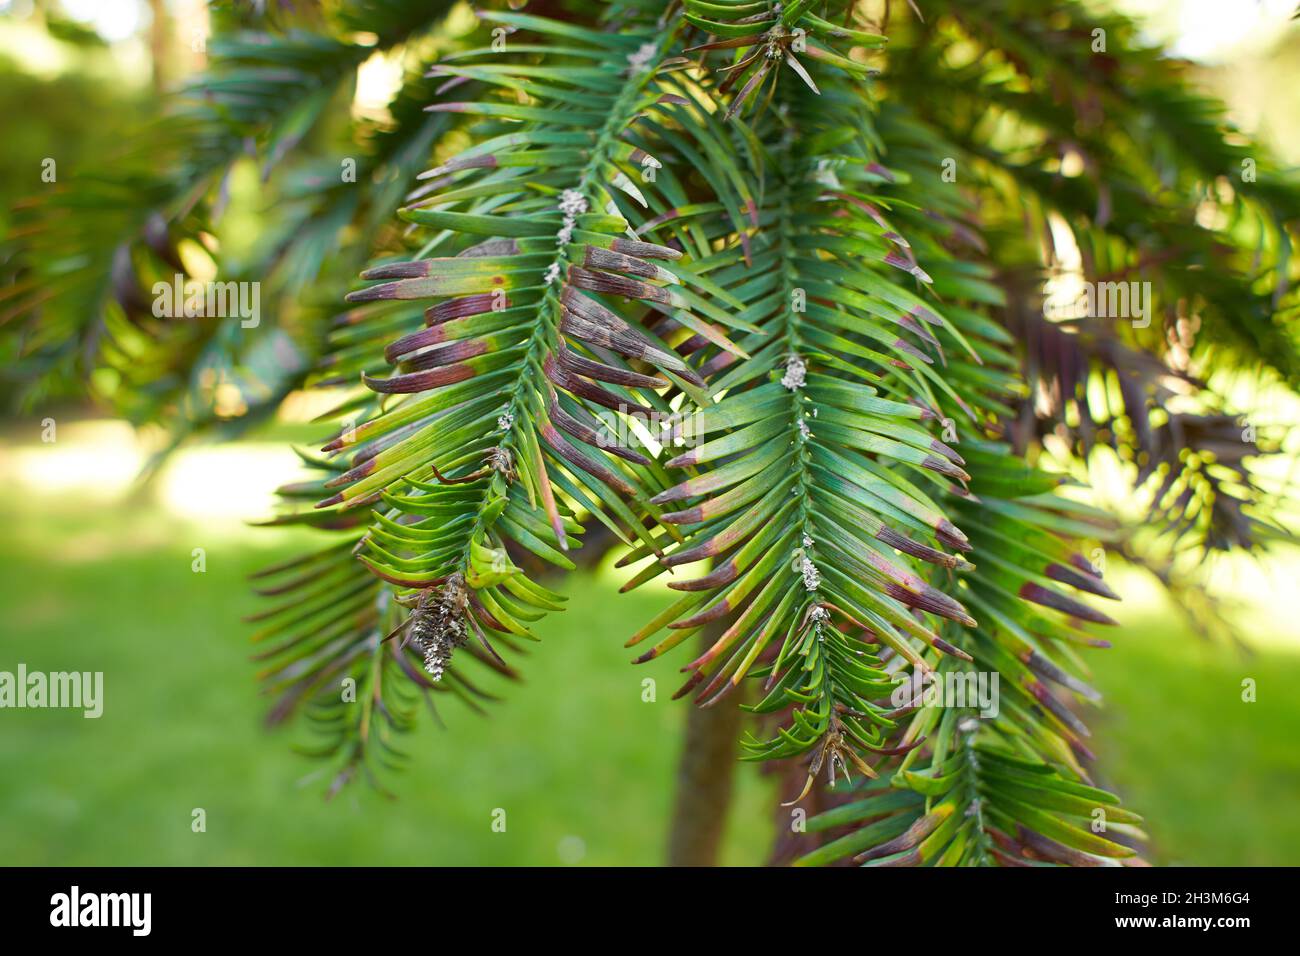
665, 636, 744, 866
148, 0, 169, 92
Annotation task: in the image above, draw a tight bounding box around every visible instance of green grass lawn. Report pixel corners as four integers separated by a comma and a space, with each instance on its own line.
0, 490, 777, 865
2, 433, 1299, 866
1086, 604, 1300, 866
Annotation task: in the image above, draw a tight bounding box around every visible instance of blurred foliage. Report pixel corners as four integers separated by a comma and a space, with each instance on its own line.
0, 49, 147, 247
1, 0, 462, 436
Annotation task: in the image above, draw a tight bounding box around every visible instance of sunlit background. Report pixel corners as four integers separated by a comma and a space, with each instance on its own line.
2, 0, 1299, 866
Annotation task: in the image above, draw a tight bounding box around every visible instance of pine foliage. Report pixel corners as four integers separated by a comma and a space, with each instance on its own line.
6, 0, 1298, 864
